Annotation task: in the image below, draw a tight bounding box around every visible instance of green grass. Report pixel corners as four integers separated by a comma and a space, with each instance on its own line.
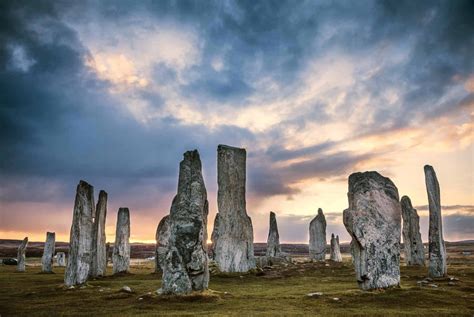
0, 258, 473, 316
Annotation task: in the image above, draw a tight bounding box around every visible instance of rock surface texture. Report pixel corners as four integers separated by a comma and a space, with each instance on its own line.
155, 215, 170, 273
343, 171, 401, 290
266, 212, 282, 257
330, 234, 342, 262
424, 165, 447, 278
56, 252, 66, 267
90, 190, 108, 278
65, 180, 95, 286
161, 150, 209, 294
16, 237, 28, 272
41, 232, 56, 273
401, 196, 425, 266
212, 145, 256, 272
309, 208, 327, 260
113, 208, 131, 274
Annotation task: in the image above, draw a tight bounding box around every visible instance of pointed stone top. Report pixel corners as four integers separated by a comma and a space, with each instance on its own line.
270, 211, 276, 217
317, 208, 323, 216
401, 195, 414, 209
331, 233, 335, 239
218, 144, 246, 153
99, 190, 108, 197
424, 164, 434, 172
79, 180, 93, 188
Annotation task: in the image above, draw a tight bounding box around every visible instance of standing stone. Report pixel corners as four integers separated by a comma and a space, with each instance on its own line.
401, 196, 425, 266
16, 237, 28, 272
161, 150, 209, 294
266, 212, 282, 257
56, 252, 67, 267
343, 171, 401, 290
90, 190, 108, 278
155, 215, 170, 273
41, 232, 56, 273
309, 208, 326, 261
106, 242, 111, 267
113, 208, 130, 274
330, 234, 342, 262
424, 165, 447, 277
65, 180, 95, 286
212, 145, 256, 272
210, 213, 220, 260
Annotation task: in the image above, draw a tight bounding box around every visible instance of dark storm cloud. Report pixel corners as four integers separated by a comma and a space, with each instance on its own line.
0, 1, 256, 208
265, 141, 336, 162
1, 0, 473, 241
248, 151, 375, 198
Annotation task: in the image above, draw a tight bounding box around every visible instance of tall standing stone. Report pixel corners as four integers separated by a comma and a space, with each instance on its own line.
266, 212, 282, 257
155, 215, 170, 273
343, 171, 401, 290
41, 232, 56, 273
113, 208, 130, 274
161, 150, 209, 294
401, 196, 425, 266
212, 144, 256, 272
424, 165, 447, 278
90, 190, 108, 278
330, 234, 342, 262
16, 237, 28, 272
65, 180, 95, 286
56, 252, 66, 267
309, 208, 326, 261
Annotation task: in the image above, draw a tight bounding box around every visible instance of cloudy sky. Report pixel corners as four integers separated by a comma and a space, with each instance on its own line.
1, 0, 473, 244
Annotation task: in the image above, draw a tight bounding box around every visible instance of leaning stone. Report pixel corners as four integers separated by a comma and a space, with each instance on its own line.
65, 180, 95, 286
91, 190, 108, 278
343, 171, 401, 290
330, 234, 342, 262
16, 237, 28, 272
161, 150, 209, 295
113, 208, 131, 274
401, 196, 425, 266
266, 212, 282, 257
56, 252, 67, 267
309, 208, 326, 261
155, 215, 170, 273
424, 165, 447, 278
41, 232, 56, 273
212, 145, 256, 272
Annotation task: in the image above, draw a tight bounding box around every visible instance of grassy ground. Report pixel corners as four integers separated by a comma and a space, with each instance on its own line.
0, 255, 473, 316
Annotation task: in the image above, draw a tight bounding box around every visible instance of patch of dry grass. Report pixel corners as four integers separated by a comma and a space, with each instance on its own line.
0, 255, 473, 316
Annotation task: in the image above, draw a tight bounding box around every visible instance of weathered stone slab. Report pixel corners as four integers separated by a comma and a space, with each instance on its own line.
424, 165, 447, 277
56, 252, 66, 267
212, 145, 256, 272
65, 180, 95, 286
113, 207, 130, 274
155, 215, 170, 273
90, 190, 108, 278
401, 195, 425, 266
266, 212, 282, 257
16, 237, 28, 272
161, 150, 209, 294
343, 171, 401, 290
330, 234, 342, 262
309, 208, 326, 261
41, 232, 56, 273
